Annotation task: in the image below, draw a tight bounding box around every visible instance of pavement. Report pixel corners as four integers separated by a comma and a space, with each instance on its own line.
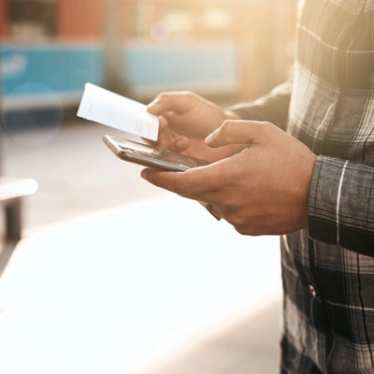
0, 123, 283, 373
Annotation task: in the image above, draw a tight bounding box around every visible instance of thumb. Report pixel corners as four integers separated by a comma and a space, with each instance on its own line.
205, 120, 267, 148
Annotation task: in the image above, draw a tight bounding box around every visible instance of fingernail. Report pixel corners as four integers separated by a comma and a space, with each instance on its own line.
141, 170, 149, 179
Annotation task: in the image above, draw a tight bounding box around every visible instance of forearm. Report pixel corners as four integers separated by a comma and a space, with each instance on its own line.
228, 81, 292, 130
308, 156, 374, 256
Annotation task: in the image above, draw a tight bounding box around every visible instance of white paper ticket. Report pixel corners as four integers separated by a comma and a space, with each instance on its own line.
77, 83, 159, 141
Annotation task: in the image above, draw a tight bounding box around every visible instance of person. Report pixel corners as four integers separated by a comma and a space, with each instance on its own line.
142, 1, 374, 373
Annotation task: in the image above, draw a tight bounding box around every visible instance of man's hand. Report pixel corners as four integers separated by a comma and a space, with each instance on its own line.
142, 120, 317, 236
148, 91, 238, 139
149, 91, 241, 163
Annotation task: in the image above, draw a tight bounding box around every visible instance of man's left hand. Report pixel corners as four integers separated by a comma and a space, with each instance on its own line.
142, 120, 317, 236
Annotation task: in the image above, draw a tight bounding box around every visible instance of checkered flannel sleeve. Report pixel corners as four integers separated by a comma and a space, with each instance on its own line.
309, 156, 374, 256
228, 81, 292, 130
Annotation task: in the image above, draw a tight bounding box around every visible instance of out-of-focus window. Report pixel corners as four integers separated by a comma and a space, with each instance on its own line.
131, 2, 245, 41
128, 1, 295, 41
124, 0, 296, 99
8, 0, 56, 41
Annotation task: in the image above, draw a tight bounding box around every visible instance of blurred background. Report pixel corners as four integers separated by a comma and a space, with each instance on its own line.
0, 1, 297, 373
0, 0, 296, 227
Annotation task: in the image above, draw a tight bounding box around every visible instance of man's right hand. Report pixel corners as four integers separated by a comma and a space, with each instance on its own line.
148, 91, 240, 163
148, 91, 238, 139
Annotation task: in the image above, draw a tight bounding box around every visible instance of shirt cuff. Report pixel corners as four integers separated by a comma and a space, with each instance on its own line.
308, 156, 374, 255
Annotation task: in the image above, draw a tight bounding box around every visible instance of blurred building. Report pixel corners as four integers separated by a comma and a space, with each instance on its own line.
0, 0, 296, 125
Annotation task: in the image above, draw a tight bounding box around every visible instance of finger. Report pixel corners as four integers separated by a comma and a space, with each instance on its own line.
141, 162, 229, 198
156, 132, 174, 150
205, 120, 270, 148
158, 115, 168, 130
147, 100, 167, 116
157, 133, 190, 153
147, 92, 194, 115
157, 136, 190, 154
174, 136, 190, 151
156, 117, 174, 150
156, 117, 191, 152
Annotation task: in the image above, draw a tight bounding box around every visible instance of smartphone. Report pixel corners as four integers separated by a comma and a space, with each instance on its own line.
103, 135, 208, 172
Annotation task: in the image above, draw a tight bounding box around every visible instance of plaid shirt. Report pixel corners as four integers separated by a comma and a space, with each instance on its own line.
230, 0, 374, 373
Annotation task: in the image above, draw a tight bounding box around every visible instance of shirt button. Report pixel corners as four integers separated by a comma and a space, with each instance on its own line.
308, 285, 317, 298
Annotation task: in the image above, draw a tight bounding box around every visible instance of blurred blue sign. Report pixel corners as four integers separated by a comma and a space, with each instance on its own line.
0, 42, 238, 111
0, 44, 103, 107
124, 42, 238, 95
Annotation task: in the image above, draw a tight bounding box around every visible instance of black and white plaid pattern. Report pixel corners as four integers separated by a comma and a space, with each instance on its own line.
230, 0, 374, 372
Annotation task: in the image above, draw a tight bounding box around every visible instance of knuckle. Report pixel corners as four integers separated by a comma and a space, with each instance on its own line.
181, 90, 194, 96
261, 121, 276, 133
226, 212, 246, 227
221, 197, 238, 211
180, 90, 195, 98
182, 91, 199, 106
158, 92, 171, 100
